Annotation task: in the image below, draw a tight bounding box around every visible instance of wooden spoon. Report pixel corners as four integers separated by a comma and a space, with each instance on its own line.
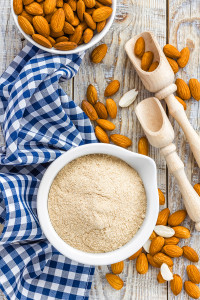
125, 31, 200, 168
135, 97, 200, 231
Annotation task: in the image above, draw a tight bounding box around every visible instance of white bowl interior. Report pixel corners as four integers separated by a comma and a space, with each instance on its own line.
11, 0, 117, 54
37, 144, 159, 266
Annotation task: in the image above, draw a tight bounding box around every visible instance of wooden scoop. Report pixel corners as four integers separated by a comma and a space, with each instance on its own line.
125, 31, 200, 168
135, 97, 200, 231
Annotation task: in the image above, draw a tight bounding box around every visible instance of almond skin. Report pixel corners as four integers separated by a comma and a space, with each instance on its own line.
153, 253, 173, 267
136, 253, 148, 274
95, 126, 109, 143
82, 100, 98, 120
33, 16, 50, 37
164, 237, 179, 245
163, 245, 183, 257
111, 261, 124, 275
94, 102, 108, 119
20, 10, 34, 24
56, 36, 69, 43
149, 236, 165, 256
84, 0, 96, 8
68, 0, 77, 11
138, 137, 148, 156
149, 231, 157, 240
110, 134, 132, 148
158, 188, 165, 205
23, 0, 34, 5
77, 0, 85, 22
175, 96, 186, 110
83, 28, 93, 43
129, 248, 142, 260
157, 271, 166, 283
32, 34, 52, 48
163, 44, 181, 59
92, 6, 113, 22
91, 44, 107, 63
18, 15, 35, 35
156, 208, 170, 226
44, 0, 56, 14
63, 22, 75, 34
51, 8, 65, 32
69, 25, 83, 44
187, 265, 200, 284
148, 61, 159, 72
87, 84, 98, 105
97, 20, 106, 33
182, 246, 199, 262
96, 119, 115, 131
97, 0, 112, 5
172, 226, 190, 239
175, 78, 191, 100
177, 47, 190, 68
189, 78, 200, 101
194, 183, 200, 196
25, 2, 43, 15
168, 210, 187, 226
170, 274, 183, 296
54, 41, 77, 50
106, 98, 117, 119
63, 3, 75, 23
166, 57, 179, 73
104, 80, 120, 97
147, 254, 160, 268
134, 37, 145, 58
184, 281, 200, 299
84, 12, 96, 30
47, 36, 56, 46
141, 51, 154, 71
105, 274, 123, 290
14, 0, 23, 15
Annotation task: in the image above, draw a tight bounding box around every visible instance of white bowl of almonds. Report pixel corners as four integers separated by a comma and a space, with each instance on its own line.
11, 0, 116, 54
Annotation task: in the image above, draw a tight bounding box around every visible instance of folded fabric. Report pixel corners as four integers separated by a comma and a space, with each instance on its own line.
0, 42, 97, 300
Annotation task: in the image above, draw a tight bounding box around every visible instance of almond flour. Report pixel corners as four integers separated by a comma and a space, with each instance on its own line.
48, 154, 146, 253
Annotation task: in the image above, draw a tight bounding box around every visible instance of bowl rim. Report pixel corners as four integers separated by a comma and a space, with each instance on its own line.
37, 144, 159, 266
11, 0, 117, 55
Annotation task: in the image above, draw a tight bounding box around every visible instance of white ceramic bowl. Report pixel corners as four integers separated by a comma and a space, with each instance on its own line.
11, 0, 117, 54
37, 144, 159, 266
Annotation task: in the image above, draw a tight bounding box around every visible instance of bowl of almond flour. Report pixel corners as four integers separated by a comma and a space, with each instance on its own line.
37, 144, 159, 266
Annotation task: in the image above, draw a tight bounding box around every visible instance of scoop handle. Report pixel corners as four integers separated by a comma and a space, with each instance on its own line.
164, 94, 200, 167
161, 143, 200, 231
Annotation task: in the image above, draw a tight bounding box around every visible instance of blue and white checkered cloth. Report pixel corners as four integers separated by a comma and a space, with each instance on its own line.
0, 43, 97, 300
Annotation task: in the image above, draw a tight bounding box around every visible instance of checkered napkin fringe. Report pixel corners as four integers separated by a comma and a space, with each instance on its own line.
0, 43, 97, 300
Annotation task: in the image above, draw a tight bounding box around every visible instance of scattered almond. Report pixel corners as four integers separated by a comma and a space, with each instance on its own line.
189, 78, 200, 101
164, 237, 179, 245
147, 254, 160, 268
138, 137, 149, 156
168, 210, 187, 226
149, 236, 165, 256
177, 47, 190, 68
187, 265, 200, 284
160, 263, 173, 281
110, 134, 132, 148
158, 188, 165, 205
104, 80, 120, 97
170, 274, 183, 296
111, 261, 124, 275
95, 126, 109, 143
81, 100, 98, 120
163, 44, 181, 59
172, 226, 190, 239
106, 98, 117, 119
175, 78, 191, 100
182, 246, 199, 262
184, 281, 200, 299
94, 102, 108, 119
141, 51, 154, 71
86, 84, 98, 105
136, 253, 148, 274
129, 248, 142, 260
163, 245, 183, 257
194, 183, 200, 196
106, 274, 124, 290
175, 96, 186, 110
157, 271, 166, 283
156, 208, 170, 226
119, 89, 138, 108
153, 253, 173, 267
134, 37, 145, 58
96, 119, 115, 131
91, 44, 108, 63
166, 57, 179, 73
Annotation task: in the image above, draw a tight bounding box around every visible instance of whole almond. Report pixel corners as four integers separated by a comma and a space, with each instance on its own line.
77, 0, 85, 22
14, 0, 23, 15
20, 10, 34, 23
182, 246, 199, 262
105, 274, 123, 290
153, 253, 173, 267
98, 0, 112, 5
172, 226, 190, 239
163, 245, 183, 257
166, 57, 179, 73
84, 0, 96, 8
95, 2, 104, 9
156, 208, 170, 226
94, 102, 108, 119
104, 80, 120, 97
57, 0, 63, 7
96, 119, 115, 131
81, 100, 98, 120
68, 0, 77, 11
83, 28, 93, 43
194, 183, 200, 196
168, 210, 187, 226
136, 253, 148, 274
189, 78, 200, 101
23, 0, 34, 5
138, 137, 149, 156
63, 3, 75, 23
164, 237, 179, 245
129, 248, 142, 260
157, 271, 166, 284
148, 61, 159, 72
134, 37, 145, 58
92, 6, 113, 22
175, 96, 186, 110
33, 16, 50, 37
177, 47, 190, 68
187, 265, 200, 284
163, 44, 181, 59
86, 8, 95, 14
110, 134, 132, 148
141, 51, 154, 71
149, 231, 157, 240
44, 0, 56, 14
25, 2, 43, 15
97, 20, 106, 33
87, 84, 98, 105
54, 41, 77, 50
18, 15, 35, 35
69, 25, 83, 44
170, 274, 183, 296
95, 126, 109, 143
50, 29, 64, 38
184, 281, 200, 299
51, 8, 65, 32
63, 22, 75, 34
56, 36, 69, 43
47, 36, 56, 46
149, 236, 164, 256
84, 12, 96, 30
32, 34, 52, 48
158, 188, 165, 205
106, 98, 117, 119
71, 14, 80, 26
111, 261, 124, 275
175, 78, 191, 100
147, 254, 160, 268
91, 44, 107, 63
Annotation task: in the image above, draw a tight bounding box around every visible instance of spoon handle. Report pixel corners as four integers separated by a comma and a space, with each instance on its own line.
161, 143, 200, 231
165, 94, 200, 167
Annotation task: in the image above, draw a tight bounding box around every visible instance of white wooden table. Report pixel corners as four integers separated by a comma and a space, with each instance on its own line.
0, 0, 200, 299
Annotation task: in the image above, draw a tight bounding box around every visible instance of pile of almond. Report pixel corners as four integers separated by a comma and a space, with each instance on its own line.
13, 0, 113, 50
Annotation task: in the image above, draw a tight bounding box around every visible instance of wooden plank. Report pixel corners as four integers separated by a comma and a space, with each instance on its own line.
168, 0, 200, 299
73, 0, 168, 299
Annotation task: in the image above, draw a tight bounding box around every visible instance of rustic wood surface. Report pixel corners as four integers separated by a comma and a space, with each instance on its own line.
0, 0, 200, 299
